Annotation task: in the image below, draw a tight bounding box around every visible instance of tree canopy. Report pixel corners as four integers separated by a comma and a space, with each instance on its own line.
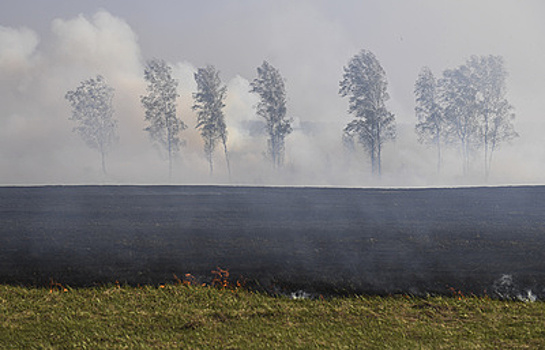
415, 66, 444, 173
65, 75, 118, 175
141, 59, 187, 178
432, 55, 518, 177
250, 61, 292, 169
340, 50, 395, 176
193, 65, 230, 176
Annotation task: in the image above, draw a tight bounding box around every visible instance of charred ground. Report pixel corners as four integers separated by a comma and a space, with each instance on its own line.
1, 185, 544, 298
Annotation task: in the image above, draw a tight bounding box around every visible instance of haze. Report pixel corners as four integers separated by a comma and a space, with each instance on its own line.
1, 0, 544, 186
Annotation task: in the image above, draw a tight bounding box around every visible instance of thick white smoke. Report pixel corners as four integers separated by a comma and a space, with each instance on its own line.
0, 6, 544, 186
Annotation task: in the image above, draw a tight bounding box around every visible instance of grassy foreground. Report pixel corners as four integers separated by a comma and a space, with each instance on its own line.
1, 284, 544, 349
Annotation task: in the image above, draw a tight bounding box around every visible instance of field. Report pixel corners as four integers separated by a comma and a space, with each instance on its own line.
1, 185, 544, 298
2, 284, 545, 349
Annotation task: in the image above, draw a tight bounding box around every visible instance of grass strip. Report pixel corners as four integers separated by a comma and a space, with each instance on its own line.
1, 284, 544, 349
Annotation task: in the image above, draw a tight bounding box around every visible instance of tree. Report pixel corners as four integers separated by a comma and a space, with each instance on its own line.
250, 61, 292, 169
414, 66, 445, 173
339, 50, 395, 176
65, 75, 118, 175
439, 63, 479, 175
141, 59, 187, 178
192, 65, 230, 176
468, 55, 518, 179
439, 55, 517, 177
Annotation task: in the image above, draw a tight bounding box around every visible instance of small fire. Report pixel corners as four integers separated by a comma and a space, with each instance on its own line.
211, 267, 230, 289
181, 273, 198, 286
173, 274, 182, 285
448, 287, 464, 300
179, 268, 244, 291
49, 280, 68, 293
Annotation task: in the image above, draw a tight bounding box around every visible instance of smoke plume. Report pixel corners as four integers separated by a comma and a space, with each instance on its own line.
0, 3, 544, 186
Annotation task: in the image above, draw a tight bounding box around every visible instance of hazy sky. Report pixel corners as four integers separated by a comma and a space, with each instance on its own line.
0, 0, 544, 186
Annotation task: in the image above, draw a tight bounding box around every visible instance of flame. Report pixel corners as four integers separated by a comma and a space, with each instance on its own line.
448, 286, 464, 300
182, 273, 197, 286
211, 267, 230, 289
179, 268, 244, 292
173, 274, 182, 285
49, 280, 68, 293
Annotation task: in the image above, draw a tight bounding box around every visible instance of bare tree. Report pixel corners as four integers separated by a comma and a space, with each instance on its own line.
415, 66, 445, 173
250, 61, 292, 169
141, 59, 187, 179
65, 75, 118, 175
192, 65, 230, 176
339, 50, 395, 176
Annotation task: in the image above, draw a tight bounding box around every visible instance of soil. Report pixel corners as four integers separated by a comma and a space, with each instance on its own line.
1, 185, 544, 298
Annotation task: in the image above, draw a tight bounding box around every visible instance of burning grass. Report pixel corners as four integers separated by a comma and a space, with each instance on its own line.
1, 281, 545, 349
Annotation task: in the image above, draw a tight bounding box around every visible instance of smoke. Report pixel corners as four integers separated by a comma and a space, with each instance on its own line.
0, 4, 544, 186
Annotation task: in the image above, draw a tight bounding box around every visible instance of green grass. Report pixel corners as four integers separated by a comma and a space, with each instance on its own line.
1, 283, 544, 349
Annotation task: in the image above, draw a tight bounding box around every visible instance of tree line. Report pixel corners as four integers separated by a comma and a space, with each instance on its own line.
415, 55, 517, 178
65, 50, 517, 181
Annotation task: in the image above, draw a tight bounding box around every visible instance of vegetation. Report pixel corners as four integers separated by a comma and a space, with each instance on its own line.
1, 283, 544, 349
64, 52, 518, 180
340, 49, 396, 176
141, 59, 187, 179
415, 56, 518, 178
65, 75, 118, 175
250, 61, 293, 169
193, 65, 230, 176
415, 66, 444, 173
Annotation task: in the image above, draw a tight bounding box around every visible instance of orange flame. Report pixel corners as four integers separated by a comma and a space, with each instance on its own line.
448, 286, 464, 300
182, 273, 197, 286
49, 280, 68, 293
178, 268, 244, 292
211, 267, 230, 289
173, 274, 182, 285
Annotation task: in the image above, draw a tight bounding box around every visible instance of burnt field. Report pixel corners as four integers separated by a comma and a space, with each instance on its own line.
0, 185, 544, 298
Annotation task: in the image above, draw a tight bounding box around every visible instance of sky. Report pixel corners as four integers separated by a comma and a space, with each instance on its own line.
0, 0, 544, 186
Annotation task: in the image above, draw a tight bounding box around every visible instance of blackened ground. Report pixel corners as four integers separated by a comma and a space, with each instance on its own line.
1, 185, 544, 298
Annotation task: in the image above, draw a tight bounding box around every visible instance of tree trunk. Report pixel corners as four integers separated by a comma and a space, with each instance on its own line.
370, 139, 376, 176
168, 151, 172, 180
436, 134, 441, 174
484, 148, 489, 181
484, 112, 489, 181
377, 140, 382, 176
486, 138, 498, 181
270, 134, 277, 169
487, 146, 495, 178
168, 132, 172, 181
377, 123, 382, 177
101, 151, 107, 175
208, 135, 214, 176
462, 141, 470, 176
99, 142, 107, 175
222, 137, 231, 180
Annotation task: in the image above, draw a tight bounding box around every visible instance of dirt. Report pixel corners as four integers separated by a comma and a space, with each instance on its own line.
1, 185, 544, 298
